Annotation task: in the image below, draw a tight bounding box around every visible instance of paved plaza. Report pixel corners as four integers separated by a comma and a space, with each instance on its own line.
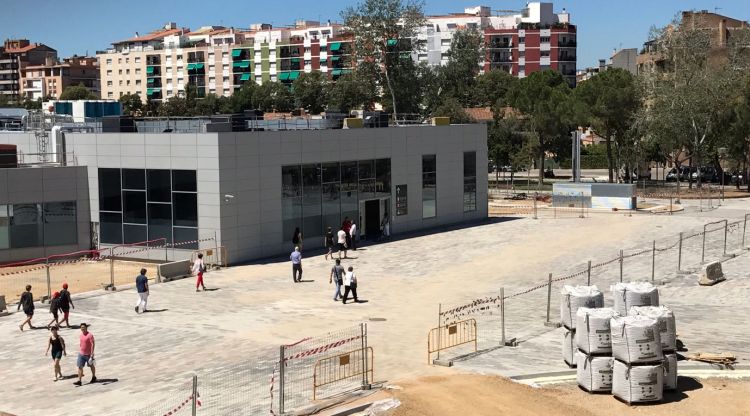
1, 198, 749, 415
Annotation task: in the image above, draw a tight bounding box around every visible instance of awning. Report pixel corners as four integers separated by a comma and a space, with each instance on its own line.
387, 39, 398, 46
289, 71, 300, 80
194, 63, 204, 70
290, 58, 300, 63
231, 49, 242, 57
146, 66, 155, 74
331, 69, 342, 76
278, 72, 290, 81
329, 42, 341, 51
146, 88, 154, 95
330, 55, 340, 61
240, 73, 251, 81
147, 78, 155, 84
186, 63, 195, 70
233, 61, 250, 68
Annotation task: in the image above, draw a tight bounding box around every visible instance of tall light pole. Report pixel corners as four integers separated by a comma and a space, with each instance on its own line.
718, 147, 727, 202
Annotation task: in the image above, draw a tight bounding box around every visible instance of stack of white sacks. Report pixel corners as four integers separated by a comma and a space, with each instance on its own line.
561, 282, 678, 403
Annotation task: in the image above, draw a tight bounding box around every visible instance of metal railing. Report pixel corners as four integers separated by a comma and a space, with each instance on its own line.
313, 346, 373, 400
427, 318, 477, 364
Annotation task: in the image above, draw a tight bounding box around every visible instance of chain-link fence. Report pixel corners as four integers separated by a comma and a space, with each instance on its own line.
431, 214, 750, 363
124, 324, 371, 416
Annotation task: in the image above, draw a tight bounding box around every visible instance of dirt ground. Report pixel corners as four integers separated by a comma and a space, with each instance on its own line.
366, 374, 750, 416
0, 259, 159, 303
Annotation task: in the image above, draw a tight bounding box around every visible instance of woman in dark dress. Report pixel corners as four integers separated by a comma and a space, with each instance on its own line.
324, 227, 335, 260
45, 326, 66, 381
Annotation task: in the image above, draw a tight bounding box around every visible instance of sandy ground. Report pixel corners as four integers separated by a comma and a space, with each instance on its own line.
365, 374, 750, 416
0, 259, 158, 303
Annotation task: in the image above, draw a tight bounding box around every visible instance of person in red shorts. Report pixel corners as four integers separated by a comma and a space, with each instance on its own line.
193, 253, 206, 292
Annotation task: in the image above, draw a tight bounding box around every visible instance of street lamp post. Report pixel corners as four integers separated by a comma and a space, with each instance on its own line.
718, 147, 727, 202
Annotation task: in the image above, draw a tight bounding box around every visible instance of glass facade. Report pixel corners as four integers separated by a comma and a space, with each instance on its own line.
463, 152, 477, 212
422, 155, 437, 218
282, 159, 390, 242
98, 168, 199, 248
0, 202, 77, 249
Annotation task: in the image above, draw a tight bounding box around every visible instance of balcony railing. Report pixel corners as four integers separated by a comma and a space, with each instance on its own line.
558, 55, 577, 62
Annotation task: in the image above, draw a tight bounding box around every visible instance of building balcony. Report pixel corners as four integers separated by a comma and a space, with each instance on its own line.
558, 40, 577, 48
558, 54, 577, 62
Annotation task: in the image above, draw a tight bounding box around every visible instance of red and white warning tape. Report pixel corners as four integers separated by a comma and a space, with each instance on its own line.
162, 393, 200, 416
284, 335, 362, 362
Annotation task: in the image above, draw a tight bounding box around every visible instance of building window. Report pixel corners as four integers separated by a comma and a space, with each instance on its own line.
282, 160, 390, 241
44, 202, 78, 246
541, 50, 550, 57
106, 70, 112, 76
540, 36, 550, 43
106, 59, 112, 65
518, 37, 525, 44
98, 168, 199, 248
136, 80, 141, 86
209, 65, 216, 72
135, 57, 141, 63
135, 68, 141, 75
422, 155, 436, 219
463, 152, 477, 212
107, 92, 114, 98
5, 202, 77, 249
107, 81, 113, 86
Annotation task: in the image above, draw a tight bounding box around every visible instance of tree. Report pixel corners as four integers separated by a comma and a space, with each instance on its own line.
327, 73, 367, 113
194, 93, 223, 116
119, 94, 144, 116
293, 72, 329, 114
228, 82, 259, 113
342, 0, 426, 120
488, 111, 529, 185
432, 97, 475, 124
252, 81, 294, 113
0, 94, 10, 107
473, 69, 517, 108
158, 96, 192, 117
575, 68, 639, 183
59, 83, 97, 100
440, 28, 484, 106
507, 70, 574, 185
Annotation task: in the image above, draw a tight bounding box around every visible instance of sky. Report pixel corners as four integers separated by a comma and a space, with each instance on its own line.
1, 0, 748, 69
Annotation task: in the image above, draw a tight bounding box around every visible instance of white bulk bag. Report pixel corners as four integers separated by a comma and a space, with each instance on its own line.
575, 350, 614, 392
611, 282, 659, 316
612, 360, 663, 403
576, 307, 618, 355
629, 306, 676, 352
663, 353, 678, 391
560, 285, 604, 329
611, 315, 663, 364
563, 327, 576, 367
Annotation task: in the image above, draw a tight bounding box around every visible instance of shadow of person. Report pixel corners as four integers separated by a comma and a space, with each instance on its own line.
144, 309, 168, 313
66, 325, 81, 330
298, 280, 316, 283
90, 378, 119, 386
202, 288, 220, 292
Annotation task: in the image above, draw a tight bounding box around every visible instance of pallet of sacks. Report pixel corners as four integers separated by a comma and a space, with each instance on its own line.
560, 285, 604, 368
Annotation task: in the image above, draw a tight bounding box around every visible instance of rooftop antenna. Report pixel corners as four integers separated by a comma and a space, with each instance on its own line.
714, 7, 722, 13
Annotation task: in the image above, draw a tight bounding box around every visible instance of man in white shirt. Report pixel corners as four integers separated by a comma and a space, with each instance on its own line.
342, 266, 359, 304
350, 221, 358, 251
337, 228, 348, 260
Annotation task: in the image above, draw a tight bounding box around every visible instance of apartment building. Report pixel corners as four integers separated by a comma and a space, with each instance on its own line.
0, 39, 57, 102
98, 22, 354, 102
21, 56, 100, 100
637, 10, 750, 73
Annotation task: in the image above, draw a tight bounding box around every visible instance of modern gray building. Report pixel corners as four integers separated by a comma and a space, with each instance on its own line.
0, 124, 488, 263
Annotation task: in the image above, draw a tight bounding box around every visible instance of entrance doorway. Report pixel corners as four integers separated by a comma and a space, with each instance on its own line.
359, 198, 390, 240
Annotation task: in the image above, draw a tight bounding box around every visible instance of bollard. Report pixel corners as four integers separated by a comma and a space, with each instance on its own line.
533, 193, 538, 220
619, 250, 624, 283
701, 229, 707, 264
744, 215, 748, 249
191, 375, 198, 416
587, 260, 592, 286
545, 273, 552, 323
677, 233, 683, 272
669, 196, 673, 215
651, 240, 656, 282
500, 288, 506, 346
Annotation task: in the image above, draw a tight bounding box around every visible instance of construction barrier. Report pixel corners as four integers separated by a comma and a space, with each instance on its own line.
191, 246, 229, 269
427, 318, 477, 364
312, 346, 373, 400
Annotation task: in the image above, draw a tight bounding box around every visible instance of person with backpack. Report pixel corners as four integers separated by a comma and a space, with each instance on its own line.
46, 292, 62, 329
58, 283, 75, 328
193, 253, 207, 292
18, 284, 35, 331
45, 325, 66, 381
329, 259, 345, 301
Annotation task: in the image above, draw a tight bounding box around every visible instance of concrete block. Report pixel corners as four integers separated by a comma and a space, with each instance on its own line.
157, 260, 192, 283
432, 117, 450, 126
0, 295, 6, 313
343, 118, 363, 129
699, 261, 725, 286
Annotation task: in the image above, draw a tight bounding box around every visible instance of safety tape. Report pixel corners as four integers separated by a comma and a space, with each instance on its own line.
162, 393, 200, 416
0, 257, 103, 277
284, 336, 362, 362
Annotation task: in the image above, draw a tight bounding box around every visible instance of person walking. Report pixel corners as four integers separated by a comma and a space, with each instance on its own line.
46, 292, 62, 329
324, 227, 335, 260
58, 283, 75, 328
135, 268, 149, 314
18, 284, 35, 331
350, 220, 358, 251
342, 266, 359, 304
337, 228, 348, 259
329, 259, 345, 301
45, 325, 66, 381
290, 246, 302, 283
74, 323, 96, 386
380, 212, 390, 239
342, 217, 352, 248
292, 227, 302, 249
193, 253, 206, 292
